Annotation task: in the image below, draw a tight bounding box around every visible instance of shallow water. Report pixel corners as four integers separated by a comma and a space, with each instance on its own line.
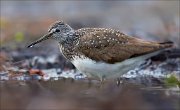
0, 80, 179, 110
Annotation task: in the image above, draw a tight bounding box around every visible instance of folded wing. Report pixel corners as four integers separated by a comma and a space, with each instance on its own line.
76, 28, 173, 64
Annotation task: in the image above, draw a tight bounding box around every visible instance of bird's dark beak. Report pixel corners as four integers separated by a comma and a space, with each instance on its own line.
27, 32, 53, 48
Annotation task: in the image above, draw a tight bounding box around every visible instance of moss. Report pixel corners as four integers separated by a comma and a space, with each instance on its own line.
165, 75, 180, 87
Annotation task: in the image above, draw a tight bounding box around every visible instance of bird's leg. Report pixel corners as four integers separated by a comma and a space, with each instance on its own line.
100, 75, 106, 85
116, 77, 124, 87
62, 77, 66, 82
70, 78, 75, 83
88, 78, 92, 87
83, 76, 93, 87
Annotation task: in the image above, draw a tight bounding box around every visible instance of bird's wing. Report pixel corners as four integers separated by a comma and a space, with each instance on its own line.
76, 28, 172, 64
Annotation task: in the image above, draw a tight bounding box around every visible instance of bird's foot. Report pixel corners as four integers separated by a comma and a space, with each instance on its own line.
96, 75, 106, 88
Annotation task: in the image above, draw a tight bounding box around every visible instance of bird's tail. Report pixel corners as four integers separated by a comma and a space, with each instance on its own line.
158, 41, 174, 49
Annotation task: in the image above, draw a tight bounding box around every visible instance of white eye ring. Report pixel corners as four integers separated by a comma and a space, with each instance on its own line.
51, 28, 60, 33
51, 29, 57, 33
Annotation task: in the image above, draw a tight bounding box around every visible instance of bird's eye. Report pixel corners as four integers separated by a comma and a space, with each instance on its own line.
55, 29, 60, 32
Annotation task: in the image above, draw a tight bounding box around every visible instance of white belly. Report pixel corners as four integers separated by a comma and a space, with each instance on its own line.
71, 51, 161, 80
71, 56, 144, 80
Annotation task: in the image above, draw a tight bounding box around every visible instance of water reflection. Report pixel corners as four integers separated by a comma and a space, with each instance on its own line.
1, 80, 179, 110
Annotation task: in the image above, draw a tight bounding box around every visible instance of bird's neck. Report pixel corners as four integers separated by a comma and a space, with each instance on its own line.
59, 31, 79, 47
58, 31, 80, 60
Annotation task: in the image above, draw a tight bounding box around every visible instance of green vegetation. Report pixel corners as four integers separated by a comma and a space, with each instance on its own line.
165, 75, 180, 87
14, 32, 24, 42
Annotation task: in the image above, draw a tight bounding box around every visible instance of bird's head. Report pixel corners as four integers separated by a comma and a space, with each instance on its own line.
27, 21, 74, 48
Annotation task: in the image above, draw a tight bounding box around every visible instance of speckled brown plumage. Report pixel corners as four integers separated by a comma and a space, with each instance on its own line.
70, 28, 172, 64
